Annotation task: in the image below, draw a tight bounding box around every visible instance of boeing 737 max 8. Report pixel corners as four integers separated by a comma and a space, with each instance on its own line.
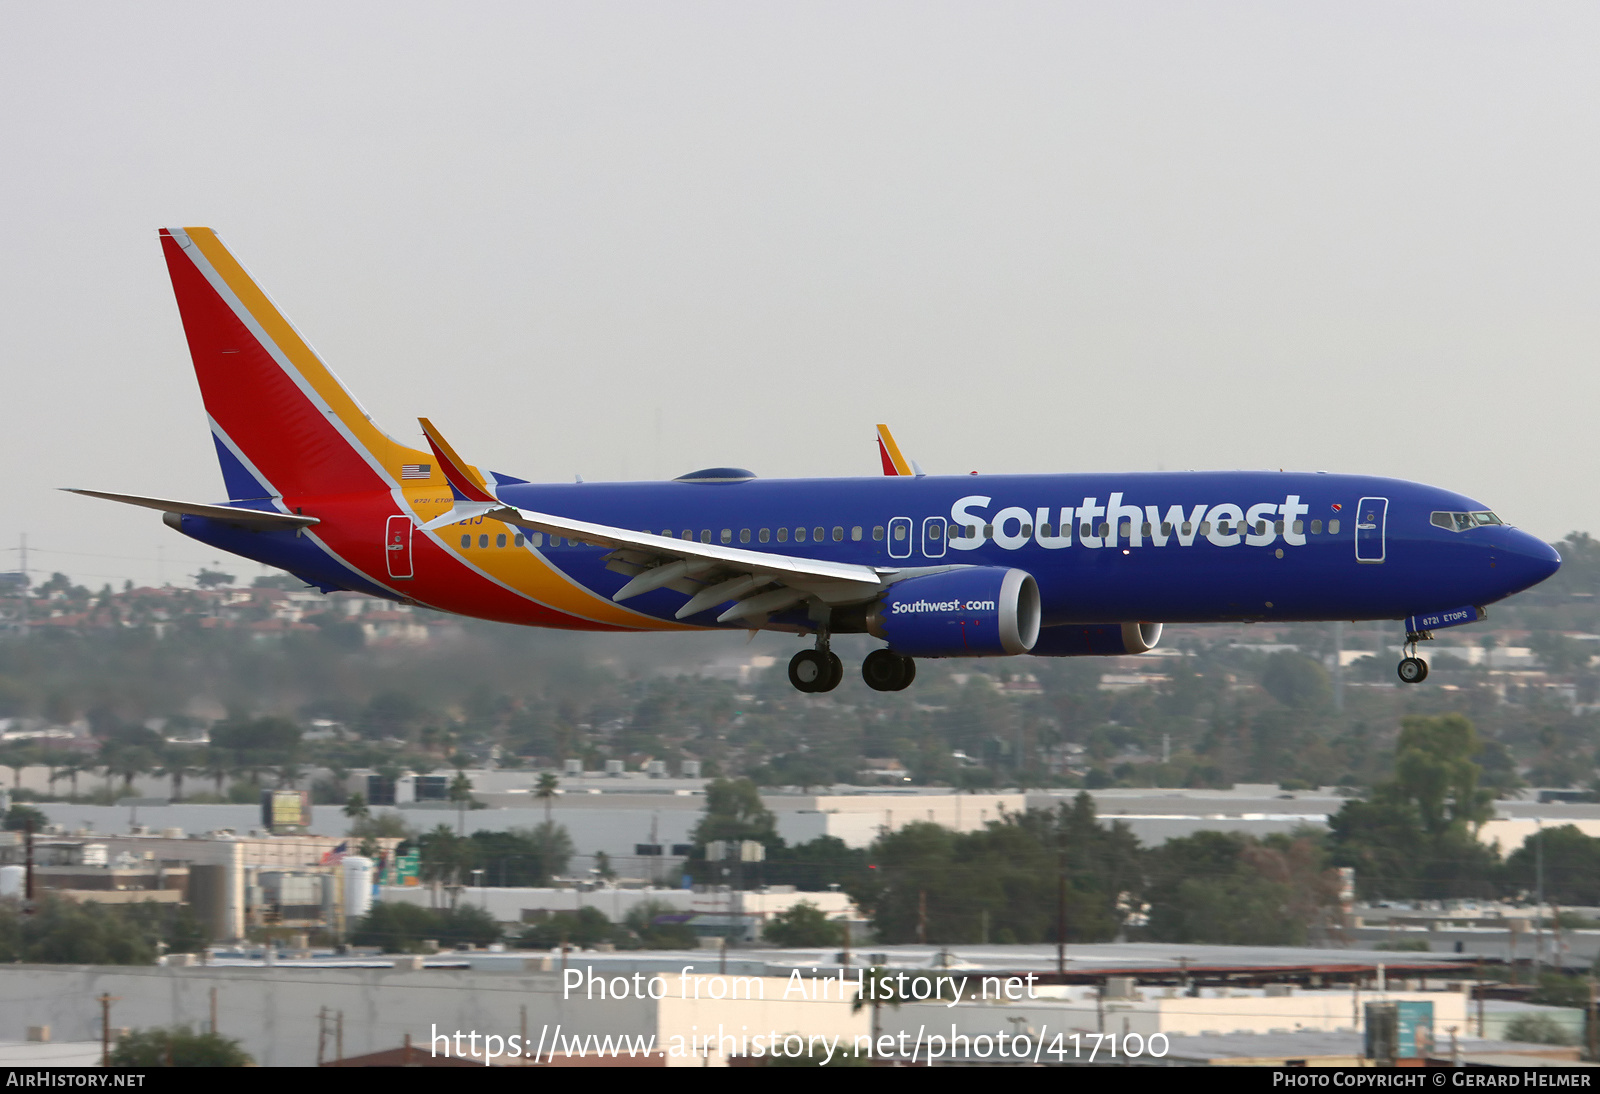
70, 228, 1562, 693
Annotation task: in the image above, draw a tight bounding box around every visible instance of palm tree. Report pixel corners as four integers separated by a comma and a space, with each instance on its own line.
159, 746, 200, 802
449, 772, 474, 835
535, 772, 559, 824
342, 791, 370, 836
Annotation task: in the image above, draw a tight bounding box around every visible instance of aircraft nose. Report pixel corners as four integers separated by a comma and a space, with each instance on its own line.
1498, 529, 1561, 594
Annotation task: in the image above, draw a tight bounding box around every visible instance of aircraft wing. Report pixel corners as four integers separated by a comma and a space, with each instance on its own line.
63, 489, 320, 529
416, 420, 896, 623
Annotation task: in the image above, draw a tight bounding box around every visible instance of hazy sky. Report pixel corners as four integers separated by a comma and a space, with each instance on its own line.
4, 3, 1599, 589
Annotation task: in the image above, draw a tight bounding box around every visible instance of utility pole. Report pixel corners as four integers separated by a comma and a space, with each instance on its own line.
1056, 850, 1067, 977
210, 986, 217, 1034
16, 534, 27, 637
317, 1006, 327, 1065
1332, 621, 1345, 711
23, 821, 34, 901
1535, 820, 1545, 979
917, 890, 927, 946
98, 993, 119, 1067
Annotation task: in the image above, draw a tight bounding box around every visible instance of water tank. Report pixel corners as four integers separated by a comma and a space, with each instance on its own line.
342, 856, 373, 920
0, 865, 24, 898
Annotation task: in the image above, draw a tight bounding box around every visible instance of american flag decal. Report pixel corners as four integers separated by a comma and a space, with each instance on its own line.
401, 464, 432, 480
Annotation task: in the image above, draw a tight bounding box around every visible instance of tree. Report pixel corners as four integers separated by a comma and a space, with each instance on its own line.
450, 772, 474, 834
342, 791, 370, 831
763, 901, 843, 947
535, 772, 559, 824
1261, 652, 1333, 710
517, 906, 612, 949
193, 569, 235, 589
108, 1026, 253, 1067
691, 778, 778, 848
1390, 714, 1494, 835
621, 900, 697, 949
2, 804, 47, 832
1505, 826, 1600, 905
1328, 714, 1501, 900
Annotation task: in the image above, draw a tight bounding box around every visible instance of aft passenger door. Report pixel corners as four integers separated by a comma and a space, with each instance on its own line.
1355, 497, 1387, 564
386, 515, 415, 579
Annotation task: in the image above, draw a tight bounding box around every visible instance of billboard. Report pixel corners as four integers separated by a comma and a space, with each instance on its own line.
261, 789, 310, 832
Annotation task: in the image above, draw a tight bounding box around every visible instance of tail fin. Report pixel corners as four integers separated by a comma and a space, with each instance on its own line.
159, 227, 436, 501
876, 424, 916, 477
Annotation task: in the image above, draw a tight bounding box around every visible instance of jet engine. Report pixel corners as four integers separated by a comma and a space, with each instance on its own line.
1029, 622, 1163, 657
866, 567, 1040, 657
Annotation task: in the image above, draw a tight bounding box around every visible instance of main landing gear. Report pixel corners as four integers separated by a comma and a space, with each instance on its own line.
789, 645, 844, 693
1397, 629, 1432, 685
787, 637, 916, 694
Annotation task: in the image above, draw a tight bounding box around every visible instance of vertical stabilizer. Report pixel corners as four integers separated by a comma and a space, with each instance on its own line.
159, 227, 435, 500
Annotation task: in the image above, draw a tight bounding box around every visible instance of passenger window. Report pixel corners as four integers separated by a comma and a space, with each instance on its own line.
681, 530, 693, 540
983, 525, 994, 539
1119, 523, 1131, 538
479, 534, 489, 548
497, 533, 507, 548
1274, 520, 1283, 534
700, 530, 711, 543
851, 526, 863, 541
1180, 522, 1191, 536
1098, 523, 1109, 538
1256, 521, 1267, 536
777, 528, 789, 543
1291, 521, 1302, 535
873, 526, 885, 541
1199, 522, 1211, 535
795, 528, 807, 543
759, 528, 770, 543
1218, 521, 1231, 535
1079, 523, 1091, 539
739, 529, 750, 544
460, 534, 471, 548
720, 529, 732, 544
514, 534, 525, 547
832, 526, 843, 542
1328, 519, 1340, 534
1310, 520, 1321, 534
531, 532, 543, 546
813, 526, 824, 542
1141, 522, 1152, 537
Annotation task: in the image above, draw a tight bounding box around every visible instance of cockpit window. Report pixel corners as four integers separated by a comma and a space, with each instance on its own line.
1431, 510, 1505, 532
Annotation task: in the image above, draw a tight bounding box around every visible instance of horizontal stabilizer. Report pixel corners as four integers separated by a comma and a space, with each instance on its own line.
63, 489, 319, 528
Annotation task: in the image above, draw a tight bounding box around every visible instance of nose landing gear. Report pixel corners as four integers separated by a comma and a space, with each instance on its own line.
1397, 629, 1432, 685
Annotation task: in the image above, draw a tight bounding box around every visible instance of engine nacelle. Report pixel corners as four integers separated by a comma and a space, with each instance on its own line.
1030, 622, 1163, 657
867, 567, 1040, 657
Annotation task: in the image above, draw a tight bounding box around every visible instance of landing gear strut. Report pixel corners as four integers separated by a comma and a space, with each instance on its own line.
861, 648, 916, 692
789, 631, 844, 693
1397, 630, 1432, 685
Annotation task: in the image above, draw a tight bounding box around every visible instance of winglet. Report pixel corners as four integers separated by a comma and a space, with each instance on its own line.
876, 424, 914, 477
417, 419, 498, 504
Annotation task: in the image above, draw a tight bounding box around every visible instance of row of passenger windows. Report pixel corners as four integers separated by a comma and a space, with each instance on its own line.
1431, 510, 1503, 532
458, 518, 1345, 551
957, 518, 1341, 539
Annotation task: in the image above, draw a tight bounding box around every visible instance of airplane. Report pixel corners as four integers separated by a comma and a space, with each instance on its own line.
70, 228, 1562, 694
